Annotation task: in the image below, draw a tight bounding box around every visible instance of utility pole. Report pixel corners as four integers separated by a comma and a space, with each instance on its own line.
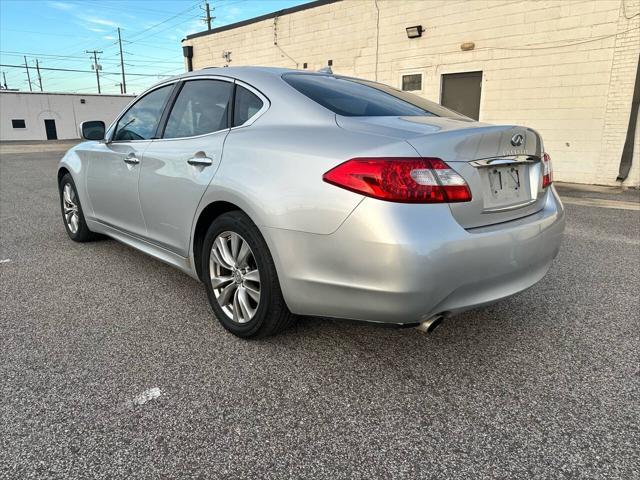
203, 1, 214, 31
86, 50, 103, 94
24, 56, 32, 92
35, 59, 43, 92
2, 71, 7, 89
117, 27, 127, 94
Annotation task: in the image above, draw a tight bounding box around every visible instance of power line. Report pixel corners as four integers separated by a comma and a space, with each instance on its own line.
125, 13, 203, 45
3, 1, 206, 61
59, 1, 181, 16
0, 28, 86, 38
122, 40, 187, 50
1, 50, 106, 61
2, 2, 202, 93
0, 64, 174, 77
125, 1, 201, 42
67, 85, 120, 93
1, 50, 181, 66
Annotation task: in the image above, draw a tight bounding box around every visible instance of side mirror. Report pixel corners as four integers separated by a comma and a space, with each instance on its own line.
79, 120, 105, 141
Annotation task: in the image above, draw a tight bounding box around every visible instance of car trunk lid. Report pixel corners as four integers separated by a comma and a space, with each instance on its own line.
336, 115, 548, 228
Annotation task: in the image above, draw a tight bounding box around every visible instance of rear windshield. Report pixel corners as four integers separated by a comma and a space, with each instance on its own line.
283, 73, 467, 119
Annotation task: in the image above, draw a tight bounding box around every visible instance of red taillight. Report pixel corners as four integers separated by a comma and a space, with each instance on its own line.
322, 157, 472, 203
542, 152, 553, 188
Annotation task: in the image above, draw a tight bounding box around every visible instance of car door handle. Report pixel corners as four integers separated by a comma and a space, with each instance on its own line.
187, 154, 213, 167
123, 153, 140, 165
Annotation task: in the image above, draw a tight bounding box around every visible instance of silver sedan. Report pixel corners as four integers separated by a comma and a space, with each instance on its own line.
58, 67, 565, 337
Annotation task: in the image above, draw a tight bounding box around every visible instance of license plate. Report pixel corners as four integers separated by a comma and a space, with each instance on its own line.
482, 164, 530, 209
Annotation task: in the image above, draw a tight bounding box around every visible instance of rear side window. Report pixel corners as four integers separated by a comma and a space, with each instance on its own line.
283, 73, 467, 119
233, 85, 263, 127
114, 84, 173, 141
163, 80, 233, 139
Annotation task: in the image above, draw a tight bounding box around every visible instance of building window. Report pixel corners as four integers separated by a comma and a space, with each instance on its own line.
401, 74, 422, 92
12, 119, 26, 128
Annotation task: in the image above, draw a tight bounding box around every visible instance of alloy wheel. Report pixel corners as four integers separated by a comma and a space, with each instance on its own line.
62, 183, 80, 234
209, 231, 261, 324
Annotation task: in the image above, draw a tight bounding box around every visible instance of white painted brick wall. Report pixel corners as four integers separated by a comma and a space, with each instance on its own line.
183, 0, 640, 186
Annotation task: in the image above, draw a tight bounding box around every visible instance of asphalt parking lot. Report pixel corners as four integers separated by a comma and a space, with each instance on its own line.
1, 145, 638, 479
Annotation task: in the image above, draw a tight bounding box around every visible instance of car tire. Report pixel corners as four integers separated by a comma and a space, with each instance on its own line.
202, 211, 295, 338
58, 173, 96, 242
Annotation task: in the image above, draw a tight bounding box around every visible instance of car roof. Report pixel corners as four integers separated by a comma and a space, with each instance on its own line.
162, 66, 296, 84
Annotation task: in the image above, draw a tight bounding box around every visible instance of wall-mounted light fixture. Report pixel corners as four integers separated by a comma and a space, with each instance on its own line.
406, 25, 424, 39
222, 50, 232, 67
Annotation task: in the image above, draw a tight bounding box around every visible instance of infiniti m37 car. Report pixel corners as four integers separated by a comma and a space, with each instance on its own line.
58, 67, 564, 338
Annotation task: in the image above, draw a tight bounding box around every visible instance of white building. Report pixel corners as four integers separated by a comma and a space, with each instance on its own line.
0, 91, 135, 141
182, 0, 640, 187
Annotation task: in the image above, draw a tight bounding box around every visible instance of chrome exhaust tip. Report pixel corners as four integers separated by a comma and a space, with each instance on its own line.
416, 315, 444, 334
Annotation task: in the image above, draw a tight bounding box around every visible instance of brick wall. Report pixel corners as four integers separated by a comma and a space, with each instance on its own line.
183, 0, 640, 186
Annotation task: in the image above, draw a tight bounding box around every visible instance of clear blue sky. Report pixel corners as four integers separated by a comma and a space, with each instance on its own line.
0, 0, 309, 94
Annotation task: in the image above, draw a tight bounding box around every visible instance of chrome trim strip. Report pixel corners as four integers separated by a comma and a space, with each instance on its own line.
482, 198, 538, 213
152, 127, 230, 143
108, 74, 252, 143
470, 156, 539, 168
109, 76, 271, 144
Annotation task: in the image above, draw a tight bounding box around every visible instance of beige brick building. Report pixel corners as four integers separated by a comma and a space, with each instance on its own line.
182, 0, 640, 187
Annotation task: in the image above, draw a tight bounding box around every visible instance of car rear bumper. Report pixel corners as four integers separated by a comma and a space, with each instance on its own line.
264, 186, 565, 324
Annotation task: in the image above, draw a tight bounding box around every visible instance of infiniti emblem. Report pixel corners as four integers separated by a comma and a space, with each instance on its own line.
233, 269, 243, 284
511, 133, 525, 147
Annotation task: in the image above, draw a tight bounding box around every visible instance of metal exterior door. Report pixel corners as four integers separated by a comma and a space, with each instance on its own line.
138, 78, 234, 256
44, 119, 58, 140
85, 141, 150, 237
139, 133, 226, 256
441, 71, 482, 120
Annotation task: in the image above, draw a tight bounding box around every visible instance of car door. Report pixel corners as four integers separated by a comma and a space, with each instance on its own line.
138, 78, 236, 256
86, 83, 175, 236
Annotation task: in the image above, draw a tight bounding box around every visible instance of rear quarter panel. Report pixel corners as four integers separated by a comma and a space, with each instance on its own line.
202, 123, 418, 234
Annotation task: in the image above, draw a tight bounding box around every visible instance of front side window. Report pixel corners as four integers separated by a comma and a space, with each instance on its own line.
233, 86, 264, 127
163, 80, 233, 139
114, 84, 173, 141
283, 73, 467, 120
